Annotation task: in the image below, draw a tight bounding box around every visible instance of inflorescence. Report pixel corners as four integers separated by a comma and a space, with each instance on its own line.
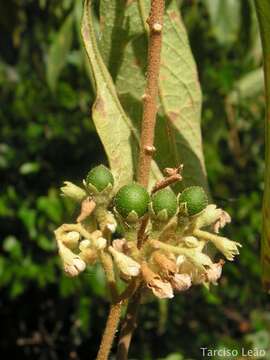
54, 164, 241, 299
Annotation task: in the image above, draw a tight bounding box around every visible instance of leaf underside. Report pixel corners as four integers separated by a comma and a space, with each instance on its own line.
99, 0, 209, 193
81, 0, 163, 191
83, 0, 209, 194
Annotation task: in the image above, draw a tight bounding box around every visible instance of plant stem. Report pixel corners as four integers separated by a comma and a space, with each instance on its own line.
254, 0, 270, 292
116, 287, 141, 360
137, 0, 165, 187
99, 251, 118, 301
117, 1, 165, 359
96, 302, 122, 360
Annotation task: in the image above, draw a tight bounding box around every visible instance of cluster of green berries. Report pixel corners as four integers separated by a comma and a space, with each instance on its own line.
85, 165, 208, 221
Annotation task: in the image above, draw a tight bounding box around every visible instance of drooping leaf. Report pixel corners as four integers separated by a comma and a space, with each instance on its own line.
157, 1, 208, 191
99, 0, 128, 81
99, 0, 209, 192
81, 0, 162, 190
205, 0, 241, 46
254, 0, 270, 292
46, 11, 74, 91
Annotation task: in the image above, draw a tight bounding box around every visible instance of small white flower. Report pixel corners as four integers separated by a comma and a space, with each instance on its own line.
178, 247, 213, 272
61, 181, 86, 202
211, 236, 241, 261
194, 229, 241, 261
108, 246, 140, 277
206, 260, 224, 284
195, 204, 231, 233
141, 263, 174, 299
178, 260, 205, 284
213, 210, 231, 233
58, 241, 86, 277
171, 273, 192, 291
151, 278, 174, 299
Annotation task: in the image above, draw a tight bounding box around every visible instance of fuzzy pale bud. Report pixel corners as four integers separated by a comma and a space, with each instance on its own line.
58, 241, 86, 277
61, 181, 86, 202
108, 246, 140, 277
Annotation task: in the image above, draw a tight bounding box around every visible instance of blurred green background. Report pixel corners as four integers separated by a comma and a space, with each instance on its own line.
0, 0, 269, 359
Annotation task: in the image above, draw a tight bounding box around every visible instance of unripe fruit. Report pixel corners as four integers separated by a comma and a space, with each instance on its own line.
114, 183, 150, 219
86, 165, 114, 192
152, 189, 178, 218
178, 186, 208, 216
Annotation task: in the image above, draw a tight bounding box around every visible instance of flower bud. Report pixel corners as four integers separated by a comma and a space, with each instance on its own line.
92, 237, 107, 250
85, 165, 114, 193
206, 260, 224, 284
151, 189, 178, 221
114, 183, 150, 222
79, 248, 98, 265
62, 231, 80, 249
61, 181, 86, 202
182, 236, 199, 248
108, 246, 140, 277
178, 186, 208, 216
195, 204, 231, 232
79, 239, 91, 251
58, 241, 86, 277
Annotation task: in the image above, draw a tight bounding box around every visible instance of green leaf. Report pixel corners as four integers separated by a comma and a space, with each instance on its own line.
36, 191, 63, 223
254, 0, 270, 292
46, 11, 74, 91
19, 161, 40, 175
157, 1, 208, 190
227, 67, 264, 105
3, 236, 22, 259
205, 0, 241, 46
102, 0, 209, 191
81, 0, 162, 190
99, 0, 127, 80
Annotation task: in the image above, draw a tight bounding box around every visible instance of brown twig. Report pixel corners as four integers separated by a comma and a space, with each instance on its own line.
117, 1, 165, 359
137, 0, 165, 187
116, 287, 142, 360
96, 302, 122, 360
151, 165, 183, 193
137, 165, 183, 249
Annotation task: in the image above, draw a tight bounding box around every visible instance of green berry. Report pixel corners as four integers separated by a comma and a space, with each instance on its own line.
178, 186, 208, 216
152, 189, 178, 218
86, 165, 114, 192
114, 183, 150, 219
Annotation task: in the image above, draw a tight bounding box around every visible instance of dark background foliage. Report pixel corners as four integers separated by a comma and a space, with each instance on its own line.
0, 0, 269, 359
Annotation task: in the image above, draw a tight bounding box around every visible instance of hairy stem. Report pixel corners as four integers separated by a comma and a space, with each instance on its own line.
254, 0, 270, 291
137, 0, 165, 187
117, 1, 165, 359
96, 302, 122, 360
116, 288, 141, 360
